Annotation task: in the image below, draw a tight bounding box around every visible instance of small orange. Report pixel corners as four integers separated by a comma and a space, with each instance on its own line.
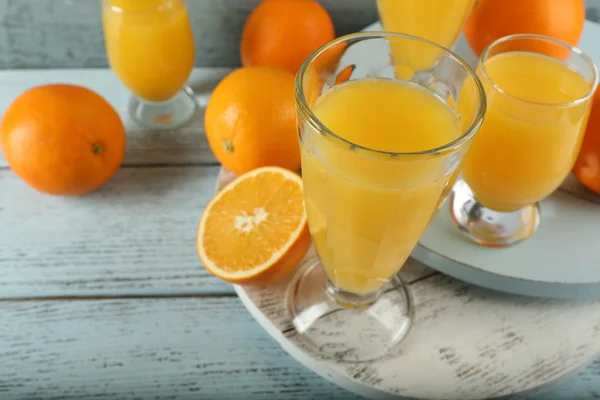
464, 0, 585, 58
240, 0, 335, 74
197, 166, 311, 285
573, 91, 600, 195
0, 84, 126, 196
204, 66, 300, 175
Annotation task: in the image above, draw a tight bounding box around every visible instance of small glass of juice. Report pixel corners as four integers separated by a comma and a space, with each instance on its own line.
102, 0, 197, 130
450, 34, 599, 247
289, 32, 486, 361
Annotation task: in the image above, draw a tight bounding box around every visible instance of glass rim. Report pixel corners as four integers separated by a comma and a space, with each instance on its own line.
295, 31, 487, 158
480, 33, 600, 108
103, 0, 178, 14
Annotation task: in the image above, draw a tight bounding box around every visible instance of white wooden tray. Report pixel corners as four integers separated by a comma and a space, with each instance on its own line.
217, 168, 600, 400
218, 20, 600, 399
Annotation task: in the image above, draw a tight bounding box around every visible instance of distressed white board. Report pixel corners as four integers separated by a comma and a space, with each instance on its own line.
218, 167, 600, 400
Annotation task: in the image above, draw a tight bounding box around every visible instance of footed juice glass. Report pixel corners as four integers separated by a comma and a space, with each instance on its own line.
288, 32, 486, 362
102, 0, 197, 129
450, 34, 599, 247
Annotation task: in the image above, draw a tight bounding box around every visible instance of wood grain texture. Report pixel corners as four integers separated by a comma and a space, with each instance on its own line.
1, 296, 599, 400
0, 166, 233, 298
536, 360, 600, 400
0, 296, 360, 400
0, 0, 378, 69
237, 268, 600, 400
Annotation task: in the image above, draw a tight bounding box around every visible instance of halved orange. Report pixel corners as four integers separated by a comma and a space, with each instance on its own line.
197, 166, 311, 285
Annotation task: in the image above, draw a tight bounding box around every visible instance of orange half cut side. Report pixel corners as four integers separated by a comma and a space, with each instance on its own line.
197, 166, 311, 285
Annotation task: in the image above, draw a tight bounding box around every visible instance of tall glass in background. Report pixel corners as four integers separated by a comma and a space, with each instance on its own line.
289, 32, 486, 361
376, 0, 476, 70
450, 34, 599, 246
102, 0, 197, 129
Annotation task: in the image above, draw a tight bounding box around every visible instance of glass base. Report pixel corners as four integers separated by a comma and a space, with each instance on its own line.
449, 180, 541, 247
286, 259, 413, 363
128, 85, 197, 130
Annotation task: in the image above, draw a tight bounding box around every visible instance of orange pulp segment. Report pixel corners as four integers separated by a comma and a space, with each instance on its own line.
197, 166, 311, 285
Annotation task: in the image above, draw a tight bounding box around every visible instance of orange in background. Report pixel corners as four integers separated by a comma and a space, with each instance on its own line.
0, 84, 126, 196
464, 0, 585, 58
240, 0, 335, 74
204, 66, 300, 175
573, 91, 600, 195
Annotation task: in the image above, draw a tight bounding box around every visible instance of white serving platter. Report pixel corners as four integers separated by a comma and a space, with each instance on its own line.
220, 168, 600, 400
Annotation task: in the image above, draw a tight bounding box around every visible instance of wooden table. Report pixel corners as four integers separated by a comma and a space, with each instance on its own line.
1, 69, 600, 400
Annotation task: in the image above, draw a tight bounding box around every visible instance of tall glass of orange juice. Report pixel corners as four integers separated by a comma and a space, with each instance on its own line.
289, 32, 486, 361
102, 0, 196, 129
376, 0, 476, 70
450, 34, 599, 246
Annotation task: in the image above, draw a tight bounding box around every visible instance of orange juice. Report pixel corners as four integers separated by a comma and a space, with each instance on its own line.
461, 52, 593, 212
377, 0, 475, 70
103, 0, 195, 102
301, 78, 461, 294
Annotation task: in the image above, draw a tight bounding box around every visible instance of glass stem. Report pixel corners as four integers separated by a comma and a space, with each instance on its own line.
325, 277, 386, 310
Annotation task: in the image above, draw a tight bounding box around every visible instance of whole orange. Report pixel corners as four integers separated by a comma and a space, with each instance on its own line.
240, 0, 335, 74
0, 84, 126, 196
205, 66, 300, 175
464, 0, 585, 58
573, 91, 600, 195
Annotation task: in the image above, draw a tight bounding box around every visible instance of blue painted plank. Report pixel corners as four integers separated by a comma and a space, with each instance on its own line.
1, 296, 598, 400
1, 296, 357, 399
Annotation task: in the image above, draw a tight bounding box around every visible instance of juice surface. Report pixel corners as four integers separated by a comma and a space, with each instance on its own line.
461, 52, 592, 212
301, 78, 461, 294
377, 0, 475, 70
103, 0, 195, 102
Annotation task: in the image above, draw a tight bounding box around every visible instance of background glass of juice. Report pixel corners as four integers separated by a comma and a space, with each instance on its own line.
376, 0, 476, 71
288, 32, 486, 361
102, 0, 196, 130
450, 34, 599, 247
